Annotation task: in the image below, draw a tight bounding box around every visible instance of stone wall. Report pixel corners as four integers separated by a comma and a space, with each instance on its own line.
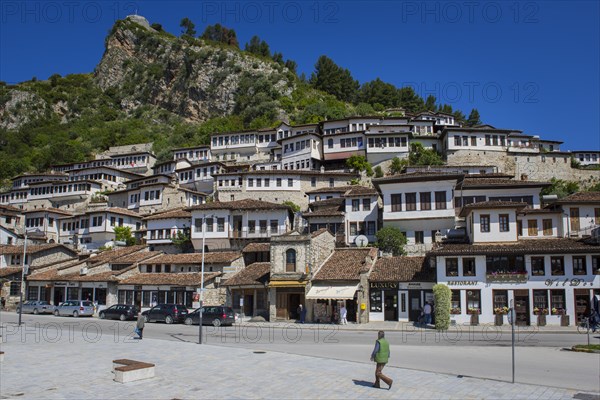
447, 150, 600, 186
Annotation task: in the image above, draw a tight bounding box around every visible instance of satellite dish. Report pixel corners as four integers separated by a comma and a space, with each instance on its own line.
355, 235, 369, 247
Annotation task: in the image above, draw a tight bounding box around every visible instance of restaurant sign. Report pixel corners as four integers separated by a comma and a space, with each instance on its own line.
447, 281, 478, 286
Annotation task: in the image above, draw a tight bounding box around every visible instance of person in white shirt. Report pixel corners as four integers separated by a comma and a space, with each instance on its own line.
423, 302, 432, 326
340, 305, 348, 325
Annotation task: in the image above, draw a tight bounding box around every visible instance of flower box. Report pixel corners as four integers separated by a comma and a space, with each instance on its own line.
537, 314, 546, 326
486, 272, 528, 283
494, 314, 504, 326
470, 313, 479, 326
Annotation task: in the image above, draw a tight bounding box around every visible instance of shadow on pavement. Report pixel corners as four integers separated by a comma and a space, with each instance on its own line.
352, 379, 374, 387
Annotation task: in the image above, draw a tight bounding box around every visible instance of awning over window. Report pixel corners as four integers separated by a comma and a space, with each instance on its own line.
306, 284, 359, 300
268, 280, 307, 288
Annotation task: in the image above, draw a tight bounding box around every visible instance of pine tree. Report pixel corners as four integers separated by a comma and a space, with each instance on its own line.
425, 95, 437, 111
201, 24, 238, 47
245, 36, 271, 57
180, 17, 196, 36
397, 87, 425, 113
358, 78, 401, 108
467, 108, 482, 127
309, 55, 359, 103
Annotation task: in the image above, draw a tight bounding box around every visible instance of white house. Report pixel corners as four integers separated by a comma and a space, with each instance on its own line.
342, 186, 379, 245
374, 172, 462, 254
556, 192, 600, 237
572, 151, 600, 166
188, 199, 292, 251
143, 208, 192, 253
432, 201, 600, 327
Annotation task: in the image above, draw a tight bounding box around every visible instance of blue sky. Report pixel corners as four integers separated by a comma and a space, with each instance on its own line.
1, 1, 599, 150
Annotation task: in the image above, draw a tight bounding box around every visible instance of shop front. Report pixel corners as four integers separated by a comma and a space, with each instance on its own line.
305, 283, 359, 323
369, 281, 434, 322
268, 280, 307, 321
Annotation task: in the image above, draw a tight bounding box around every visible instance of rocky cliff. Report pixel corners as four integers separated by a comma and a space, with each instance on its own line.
94, 15, 295, 122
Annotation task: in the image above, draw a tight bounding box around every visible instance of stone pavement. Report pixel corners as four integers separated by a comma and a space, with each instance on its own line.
237, 319, 583, 334
1, 325, 597, 399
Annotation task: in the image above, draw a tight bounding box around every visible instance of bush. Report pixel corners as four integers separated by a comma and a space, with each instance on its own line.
374, 165, 383, 178
375, 226, 406, 256
433, 284, 451, 330
282, 201, 300, 213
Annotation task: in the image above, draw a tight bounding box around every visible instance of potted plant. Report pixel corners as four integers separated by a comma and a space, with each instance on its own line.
468, 307, 480, 325
494, 306, 508, 326
552, 308, 569, 326
533, 307, 548, 326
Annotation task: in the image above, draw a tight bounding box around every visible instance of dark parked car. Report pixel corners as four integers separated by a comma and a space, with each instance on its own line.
141, 304, 188, 324
184, 306, 235, 327
99, 304, 139, 321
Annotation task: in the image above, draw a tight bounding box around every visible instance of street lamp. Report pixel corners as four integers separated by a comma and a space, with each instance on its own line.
198, 213, 215, 344
18, 228, 39, 326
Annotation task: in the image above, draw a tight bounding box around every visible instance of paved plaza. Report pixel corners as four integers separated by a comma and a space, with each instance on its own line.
1, 323, 598, 400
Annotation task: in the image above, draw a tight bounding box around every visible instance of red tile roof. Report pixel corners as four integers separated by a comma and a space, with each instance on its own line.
0, 244, 76, 256
222, 262, 270, 286
557, 192, 600, 204
313, 248, 377, 281
370, 257, 435, 282
430, 238, 600, 256
141, 252, 242, 265
242, 243, 270, 253
142, 208, 191, 221
119, 272, 221, 286
186, 199, 290, 211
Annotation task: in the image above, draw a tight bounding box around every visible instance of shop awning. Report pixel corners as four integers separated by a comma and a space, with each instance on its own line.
306, 284, 359, 300
268, 280, 307, 288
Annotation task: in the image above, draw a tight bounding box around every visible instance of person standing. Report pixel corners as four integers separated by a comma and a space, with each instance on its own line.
340, 305, 348, 325
297, 304, 305, 324
370, 330, 393, 389
135, 311, 145, 339
423, 301, 432, 327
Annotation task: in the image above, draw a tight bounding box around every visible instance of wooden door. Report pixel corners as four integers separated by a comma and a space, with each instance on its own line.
514, 290, 530, 326
276, 292, 288, 319
574, 289, 590, 324
570, 208, 580, 232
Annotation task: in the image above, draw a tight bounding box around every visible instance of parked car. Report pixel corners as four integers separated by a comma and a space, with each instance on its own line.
141, 304, 188, 324
17, 300, 53, 315
99, 304, 139, 321
53, 300, 95, 317
184, 306, 235, 327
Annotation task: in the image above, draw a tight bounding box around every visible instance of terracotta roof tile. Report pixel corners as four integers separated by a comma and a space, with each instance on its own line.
459, 177, 550, 188
0, 267, 22, 278
306, 186, 355, 195
313, 248, 377, 281
370, 257, 435, 282
342, 186, 378, 197
303, 208, 345, 217
430, 238, 600, 256
459, 201, 528, 217
187, 199, 290, 211
142, 252, 242, 265
557, 191, 600, 204
242, 243, 270, 253
222, 262, 270, 286
142, 208, 191, 221
119, 272, 220, 286
309, 198, 345, 208
373, 172, 463, 184
87, 245, 148, 264
0, 244, 75, 256
110, 251, 163, 264
22, 207, 73, 216
311, 228, 330, 238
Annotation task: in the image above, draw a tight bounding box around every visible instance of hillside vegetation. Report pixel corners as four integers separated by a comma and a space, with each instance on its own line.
0, 15, 473, 185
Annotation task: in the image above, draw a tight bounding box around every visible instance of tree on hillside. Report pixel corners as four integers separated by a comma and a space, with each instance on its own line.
375, 227, 407, 256
180, 17, 196, 37
425, 95, 437, 111
437, 104, 453, 114
284, 59, 298, 74
540, 178, 580, 199
409, 142, 444, 166
201, 24, 239, 47
453, 110, 466, 125
466, 108, 482, 127
245, 36, 271, 57
398, 87, 425, 113
346, 155, 373, 177
272, 52, 284, 65
358, 78, 401, 108
113, 226, 136, 246
388, 156, 407, 175
310, 55, 359, 103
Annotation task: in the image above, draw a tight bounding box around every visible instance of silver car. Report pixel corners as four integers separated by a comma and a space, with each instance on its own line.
53, 300, 95, 317
17, 300, 54, 315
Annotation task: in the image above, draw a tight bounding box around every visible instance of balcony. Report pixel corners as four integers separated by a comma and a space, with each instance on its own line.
486, 271, 528, 283
229, 227, 286, 239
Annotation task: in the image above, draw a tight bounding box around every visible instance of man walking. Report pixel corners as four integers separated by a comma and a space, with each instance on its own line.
423, 301, 432, 327
135, 311, 145, 339
370, 330, 393, 389
340, 305, 348, 325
